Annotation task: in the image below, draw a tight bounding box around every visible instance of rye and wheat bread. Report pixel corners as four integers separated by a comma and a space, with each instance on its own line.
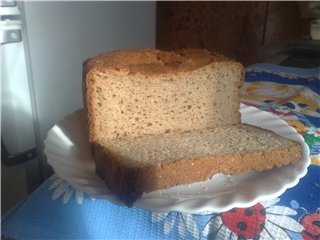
83, 49, 303, 205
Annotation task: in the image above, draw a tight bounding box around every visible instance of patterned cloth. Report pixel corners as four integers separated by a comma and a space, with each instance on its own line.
242, 64, 320, 166
2, 63, 320, 240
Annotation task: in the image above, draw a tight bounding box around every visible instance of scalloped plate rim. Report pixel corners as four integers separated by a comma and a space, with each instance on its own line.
44, 104, 310, 213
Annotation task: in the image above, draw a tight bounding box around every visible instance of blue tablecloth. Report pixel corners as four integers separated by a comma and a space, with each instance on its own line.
2, 63, 320, 240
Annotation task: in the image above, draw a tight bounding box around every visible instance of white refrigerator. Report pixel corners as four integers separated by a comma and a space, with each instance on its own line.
1, 1, 156, 213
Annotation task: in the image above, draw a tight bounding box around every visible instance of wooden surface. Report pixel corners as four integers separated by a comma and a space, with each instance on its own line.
156, 2, 310, 66
264, 1, 310, 46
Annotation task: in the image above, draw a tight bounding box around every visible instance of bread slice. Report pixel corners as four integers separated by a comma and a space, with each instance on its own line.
93, 124, 302, 205
83, 48, 244, 142
83, 48, 303, 206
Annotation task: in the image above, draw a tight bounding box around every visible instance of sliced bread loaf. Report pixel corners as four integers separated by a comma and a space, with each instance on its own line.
93, 124, 302, 205
84, 48, 244, 142
83, 48, 303, 206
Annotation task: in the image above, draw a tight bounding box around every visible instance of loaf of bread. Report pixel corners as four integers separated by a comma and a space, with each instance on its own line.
83, 48, 303, 206
84, 49, 243, 141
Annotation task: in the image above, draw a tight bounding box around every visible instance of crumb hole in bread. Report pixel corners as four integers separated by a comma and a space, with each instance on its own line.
96, 87, 102, 93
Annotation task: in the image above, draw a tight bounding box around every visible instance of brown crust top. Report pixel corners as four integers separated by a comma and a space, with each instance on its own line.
83, 48, 234, 76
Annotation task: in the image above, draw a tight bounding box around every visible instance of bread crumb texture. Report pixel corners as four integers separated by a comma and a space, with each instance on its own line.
84, 48, 244, 141
104, 124, 301, 167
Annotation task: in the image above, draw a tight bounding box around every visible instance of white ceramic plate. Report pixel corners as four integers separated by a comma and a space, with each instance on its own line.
44, 104, 310, 213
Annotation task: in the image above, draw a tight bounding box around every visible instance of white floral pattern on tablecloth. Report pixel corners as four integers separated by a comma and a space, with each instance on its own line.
151, 198, 308, 240
152, 211, 200, 239
48, 174, 94, 204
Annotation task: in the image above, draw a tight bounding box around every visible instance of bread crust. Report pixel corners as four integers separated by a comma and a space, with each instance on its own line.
93, 141, 303, 206
83, 48, 240, 76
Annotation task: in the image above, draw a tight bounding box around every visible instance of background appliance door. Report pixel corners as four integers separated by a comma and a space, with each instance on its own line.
1, 0, 42, 214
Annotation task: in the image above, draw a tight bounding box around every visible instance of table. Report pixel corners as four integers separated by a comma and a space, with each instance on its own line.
2, 63, 319, 240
